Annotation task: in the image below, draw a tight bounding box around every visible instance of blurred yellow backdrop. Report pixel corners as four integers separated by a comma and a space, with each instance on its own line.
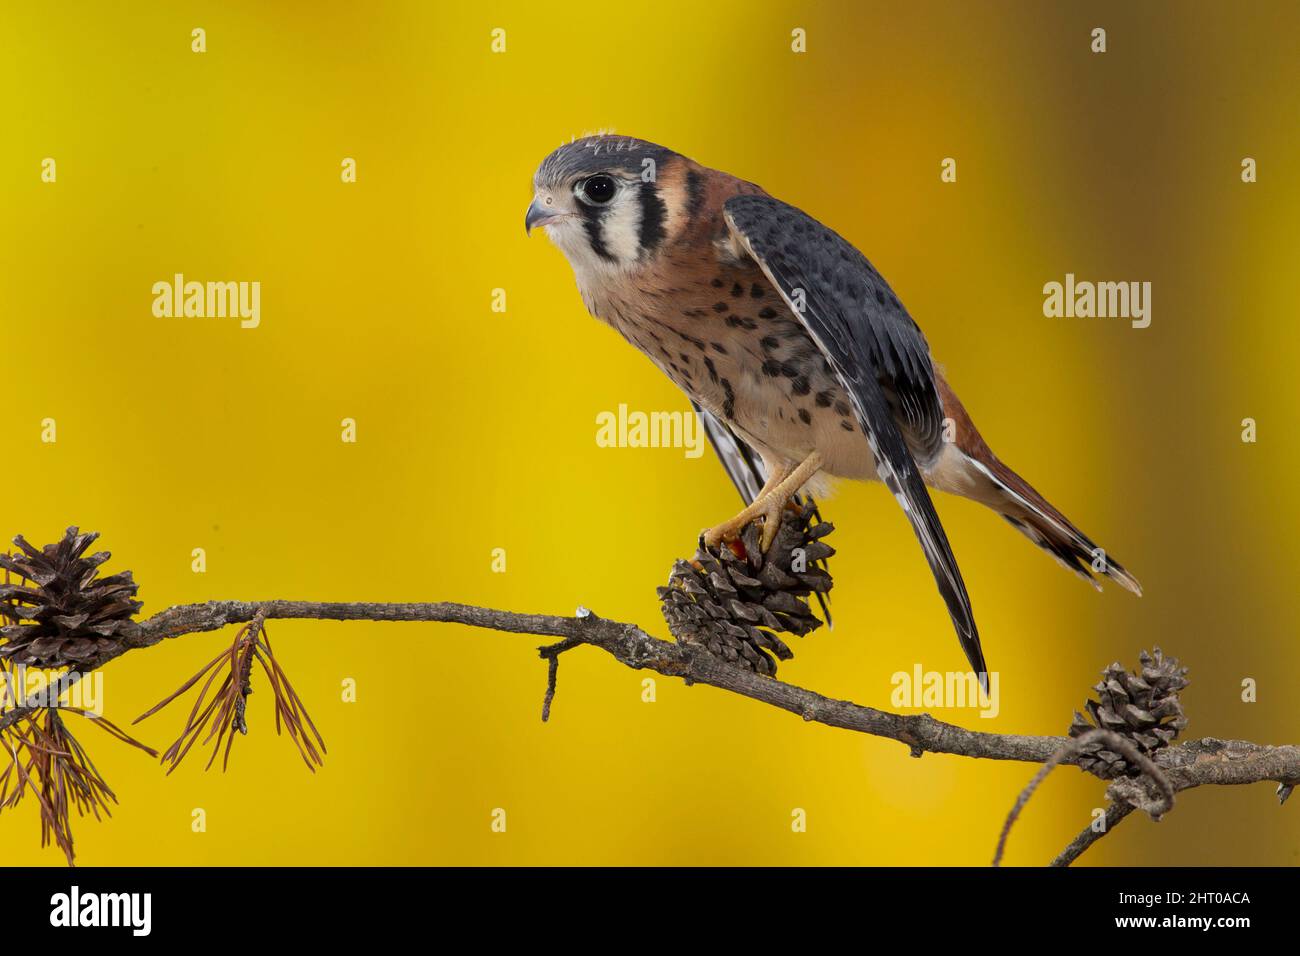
2, 0, 1297, 866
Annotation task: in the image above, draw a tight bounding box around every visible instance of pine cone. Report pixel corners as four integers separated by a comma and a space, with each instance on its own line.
0, 527, 141, 669
657, 500, 834, 675
1069, 648, 1189, 779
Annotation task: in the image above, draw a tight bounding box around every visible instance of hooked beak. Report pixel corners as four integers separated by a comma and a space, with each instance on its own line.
525, 196, 561, 236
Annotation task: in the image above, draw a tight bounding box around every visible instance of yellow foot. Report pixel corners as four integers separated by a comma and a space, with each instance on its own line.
702, 495, 787, 553
700, 450, 824, 555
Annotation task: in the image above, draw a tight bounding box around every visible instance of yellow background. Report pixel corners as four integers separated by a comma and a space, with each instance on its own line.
3, 0, 1297, 866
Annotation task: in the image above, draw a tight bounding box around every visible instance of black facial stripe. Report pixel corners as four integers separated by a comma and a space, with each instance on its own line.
637, 181, 667, 255
685, 168, 706, 219
579, 203, 616, 261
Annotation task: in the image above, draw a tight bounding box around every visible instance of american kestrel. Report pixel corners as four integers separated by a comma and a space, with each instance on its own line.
526, 135, 1140, 681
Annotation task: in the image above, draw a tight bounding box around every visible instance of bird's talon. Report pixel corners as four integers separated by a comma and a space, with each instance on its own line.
758, 514, 783, 554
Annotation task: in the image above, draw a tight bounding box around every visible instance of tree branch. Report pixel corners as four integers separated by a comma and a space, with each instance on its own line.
3, 599, 1297, 865
95, 600, 1070, 762
994, 728, 1174, 867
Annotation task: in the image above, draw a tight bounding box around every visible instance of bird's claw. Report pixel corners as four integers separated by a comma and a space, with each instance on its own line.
702, 497, 787, 557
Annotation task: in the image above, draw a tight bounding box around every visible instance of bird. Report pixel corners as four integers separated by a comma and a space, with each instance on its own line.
525, 134, 1140, 683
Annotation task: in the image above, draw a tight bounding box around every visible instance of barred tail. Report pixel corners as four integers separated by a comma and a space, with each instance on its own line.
978, 456, 1142, 595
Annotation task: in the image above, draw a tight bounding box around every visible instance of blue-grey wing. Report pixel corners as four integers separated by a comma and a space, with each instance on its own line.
723, 194, 982, 681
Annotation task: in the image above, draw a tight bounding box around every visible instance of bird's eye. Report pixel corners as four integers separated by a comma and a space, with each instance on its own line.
578, 175, 618, 205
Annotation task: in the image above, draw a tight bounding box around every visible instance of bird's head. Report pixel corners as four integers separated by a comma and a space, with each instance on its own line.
526, 134, 692, 276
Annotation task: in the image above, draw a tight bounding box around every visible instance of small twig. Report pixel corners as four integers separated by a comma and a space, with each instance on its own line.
538, 637, 583, 722
1051, 803, 1136, 867
231, 610, 264, 735
0, 705, 38, 734
994, 729, 1174, 867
